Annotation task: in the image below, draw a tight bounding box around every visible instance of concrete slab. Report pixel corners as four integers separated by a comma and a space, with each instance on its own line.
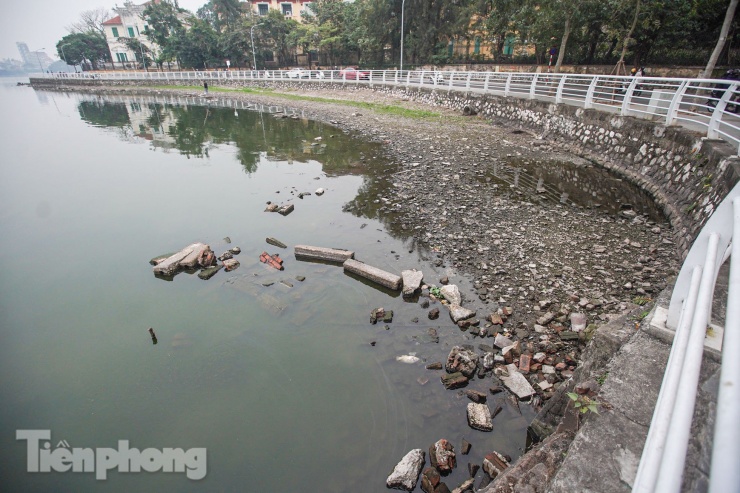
600, 331, 670, 427
548, 410, 648, 493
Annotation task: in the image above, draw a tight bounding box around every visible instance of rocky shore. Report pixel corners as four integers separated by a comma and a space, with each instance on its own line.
60, 83, 680, 490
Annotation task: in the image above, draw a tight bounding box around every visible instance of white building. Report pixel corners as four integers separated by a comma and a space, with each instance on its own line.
102, 1, 158, 67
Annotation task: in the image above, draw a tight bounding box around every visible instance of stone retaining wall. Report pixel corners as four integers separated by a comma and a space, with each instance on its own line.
31, 77, 740, 256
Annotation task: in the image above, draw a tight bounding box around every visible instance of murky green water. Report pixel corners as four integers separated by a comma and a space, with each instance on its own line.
0, 81, 666, 492
0, 82, 534, 492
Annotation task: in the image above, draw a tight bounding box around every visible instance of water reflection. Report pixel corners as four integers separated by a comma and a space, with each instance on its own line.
483, 156, 665, 221
75, 94, 379, 176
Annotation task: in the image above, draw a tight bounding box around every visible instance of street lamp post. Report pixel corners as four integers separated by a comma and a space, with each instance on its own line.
400, 0, 406, 72
250, 23, 264, 70
60, 43, 73, 71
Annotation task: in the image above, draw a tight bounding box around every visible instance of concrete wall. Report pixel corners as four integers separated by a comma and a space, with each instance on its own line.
30, 76, 740, 256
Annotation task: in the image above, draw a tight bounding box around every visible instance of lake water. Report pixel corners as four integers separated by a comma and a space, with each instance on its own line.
0, 80, 541, 492
0, 79, 670, 492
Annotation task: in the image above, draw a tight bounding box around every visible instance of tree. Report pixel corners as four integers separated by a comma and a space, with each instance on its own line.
177, 18, 222, 68
212, 0, 245, 32
119, 37, 153, 69
261, 9, 300, 67
219, 21, 255, 69
56, 32, 111, 70
701, 0, 739, 78
143, 0, 188, 68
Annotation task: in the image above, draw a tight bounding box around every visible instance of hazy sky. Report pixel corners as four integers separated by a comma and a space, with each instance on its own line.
0, 0, 204, 61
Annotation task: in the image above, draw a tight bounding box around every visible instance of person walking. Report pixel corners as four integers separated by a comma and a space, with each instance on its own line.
203, 81, 208, 95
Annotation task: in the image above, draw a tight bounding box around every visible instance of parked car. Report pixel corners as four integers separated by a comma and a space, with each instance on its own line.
339, 67, 370, 80
286, 68, 309, 79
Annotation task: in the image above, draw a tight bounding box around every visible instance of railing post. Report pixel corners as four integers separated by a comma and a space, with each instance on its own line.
665, 80, 689, 126
529, 74, 538, 99
620, 78, 638, 116
420, 70, 425, 88
504, 73, 512, 97
466, 72, 471, 90
556, 75, 567, 104
584, 76, 598, 109
382, 70, 386, 84
484, 72, 490, 92
406, 70, 411, 87
448, 71, 454, 92
707, 83, 737, 140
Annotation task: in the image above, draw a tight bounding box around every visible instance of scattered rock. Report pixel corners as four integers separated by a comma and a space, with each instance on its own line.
467, 403, 493, 431
482, 451, 509, 479
441, 372, 469, 390
198, 264, 222, 280
445, 346, 480, 377
451, 478, 474, 493
428, 308, 440, 320
429, 439, 457, 474
386, 449, 425, 491
494, 334, 514, 349
440, 285, 462, 305
465, 390, 487, 403
570, 312, 588, 332
537, 312, 555, 325
402, 269, 424, 297
421, 467, 441, 493
500, 363, 536, 399
266, 237, 288, 249
397, 354, 420, 364
223, 259, 240, 271
449, 304, 476, 323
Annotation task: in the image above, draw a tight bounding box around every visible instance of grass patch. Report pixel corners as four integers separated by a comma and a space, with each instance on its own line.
147, 85, 439, 119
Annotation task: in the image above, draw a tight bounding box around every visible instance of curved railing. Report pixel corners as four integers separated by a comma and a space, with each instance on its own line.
633, 182, 739, 493
34, 69, 740, 155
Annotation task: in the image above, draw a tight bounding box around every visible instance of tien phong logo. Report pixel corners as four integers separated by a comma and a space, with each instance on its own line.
16, 430, 206, 480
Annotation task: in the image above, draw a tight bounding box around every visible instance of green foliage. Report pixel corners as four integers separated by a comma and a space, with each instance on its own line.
56, 32, 111, 69
596, 372, 608, 385
119, 37, 153, 68
567, 392, 601, 414
177, 18, 222, 69
60, 0, 738, 71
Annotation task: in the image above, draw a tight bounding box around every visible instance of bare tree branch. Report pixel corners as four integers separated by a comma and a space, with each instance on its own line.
66, 8, 113, 37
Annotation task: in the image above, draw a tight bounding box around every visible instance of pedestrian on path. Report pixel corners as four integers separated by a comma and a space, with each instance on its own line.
203, 81, 208, 95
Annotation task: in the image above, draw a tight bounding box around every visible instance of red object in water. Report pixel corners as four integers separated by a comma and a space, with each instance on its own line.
260, 252, 284, 270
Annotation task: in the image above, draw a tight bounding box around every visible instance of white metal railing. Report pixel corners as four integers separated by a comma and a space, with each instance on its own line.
32, 69, 740, 155
633, 181, 740, 493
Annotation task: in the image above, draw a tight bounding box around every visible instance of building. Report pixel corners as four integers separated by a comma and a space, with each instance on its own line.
244, 1, 315, 23
102, 1, 159, 68
16, 42, 53, 71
